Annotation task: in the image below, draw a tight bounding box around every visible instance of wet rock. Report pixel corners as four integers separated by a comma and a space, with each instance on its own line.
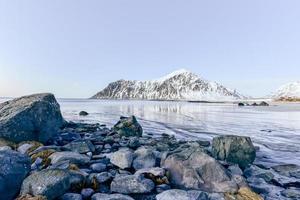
20, 169, 73, 200
0, 150, 31, 200
161, 145, 238, 193
113, 116, 143, 137
238, 102, 245, 106
156, 184, 171, 193
81, 188, 94, 199
271, 164, 300, 178
228, 165, 243, 176
0, 93, 64, 142
212, 135, 256, 169
64, 139, 95, 154
156, 189, 208, 200
91, 193, 134, 200
18, 143, 35, 154
60, 193, 83, 200
49, 151, 90, 165
90, 163, 107, 172
281, 188, 300, 199
244, 165, 274, 182
133, 147, 156, 170
110, 148, 133, 169
79, 111, 89, 116
111, 174, 155, 194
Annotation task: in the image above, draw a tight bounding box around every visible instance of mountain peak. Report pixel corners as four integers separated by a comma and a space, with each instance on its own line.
155, 68, 193, 83
274, 81, 300, 100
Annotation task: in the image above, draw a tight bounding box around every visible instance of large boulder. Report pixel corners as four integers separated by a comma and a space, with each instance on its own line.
0, 93, 64, 143
161, 145, 237, 193
0, 150, 31, 200
113, 116, 143, 137
20, 169, 81, 200
111, 174, 155, 194
212, 135, 256, 169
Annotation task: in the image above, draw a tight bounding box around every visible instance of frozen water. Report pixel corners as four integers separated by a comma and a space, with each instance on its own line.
59, 99, 300, 167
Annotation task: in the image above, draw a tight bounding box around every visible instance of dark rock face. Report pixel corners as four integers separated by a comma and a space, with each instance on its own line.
238, 102, 245, 106
161, 144, 238, 193
20, 169, 73, 200
212, 135, 256, 169
0, 93, 64, 143
259, 101, 269, 106
113, 116, 143, 137
0, 150, 31, 200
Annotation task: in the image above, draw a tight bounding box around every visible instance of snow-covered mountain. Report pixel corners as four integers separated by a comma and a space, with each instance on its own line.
91, 69, 245, 101
273, 81, 300, 101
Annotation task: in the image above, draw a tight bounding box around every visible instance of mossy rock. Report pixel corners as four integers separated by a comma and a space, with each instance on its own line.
225, 187, 263, 200
31, 149, 56, 167
0, 138, 17, 149
18, 141, 44, 154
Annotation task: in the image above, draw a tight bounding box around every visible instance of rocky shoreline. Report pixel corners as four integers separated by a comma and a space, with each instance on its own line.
0, 93, 299, 200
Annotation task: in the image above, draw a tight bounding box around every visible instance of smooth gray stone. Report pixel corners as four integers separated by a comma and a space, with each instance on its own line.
60, 193, 83, 200
49, 151, 90, 165
64, 139, 95, 154
110, 148, 133, 169
132, 147, 156, 170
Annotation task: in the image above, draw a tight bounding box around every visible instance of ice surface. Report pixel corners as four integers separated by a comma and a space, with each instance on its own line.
58, 99, 300, 167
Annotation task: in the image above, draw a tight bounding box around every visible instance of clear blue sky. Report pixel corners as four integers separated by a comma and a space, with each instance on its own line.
0, 0, 299, 98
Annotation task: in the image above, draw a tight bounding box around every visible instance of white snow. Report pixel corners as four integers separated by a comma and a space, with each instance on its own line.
273, 81, 300, 99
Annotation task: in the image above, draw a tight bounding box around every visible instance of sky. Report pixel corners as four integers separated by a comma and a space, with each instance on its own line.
0, 0, 300, 98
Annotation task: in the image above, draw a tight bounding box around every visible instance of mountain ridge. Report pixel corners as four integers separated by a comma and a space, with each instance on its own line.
91, 69, 245, 101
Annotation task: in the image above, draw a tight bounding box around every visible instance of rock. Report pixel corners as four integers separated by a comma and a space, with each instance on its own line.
79, 111, 89, 116
91, 193, 134, 200
60, 193, 83, 200
228, 165, 243, 176
244, 165, 274, 183
271, 164, 300, 177
81, 188, 94, 199
252, 103, 258, 106
0, 93, 64, 142
156, 189, 208, 200
113, 116, 143, 137
49, 151, 90, 165
281, 188, 300, 199
212, 135, 256, 169
95, 172, 112, 183
0, 150, 31, 200
236, 187, 264, 200
110, 148, 133, 169
156, 184, 171, 193
90, 163, 107, 172
238, 103, 245, 106
161, 146, 237, 193
0, 145, 12, 151
18, 143, 34, 154
111, 174, 155, 194
259, 101, 269, 106
20, 169, 72, 200
135, 167, 165, 177
64, 139, 95, 154
133, 147, 156, 170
